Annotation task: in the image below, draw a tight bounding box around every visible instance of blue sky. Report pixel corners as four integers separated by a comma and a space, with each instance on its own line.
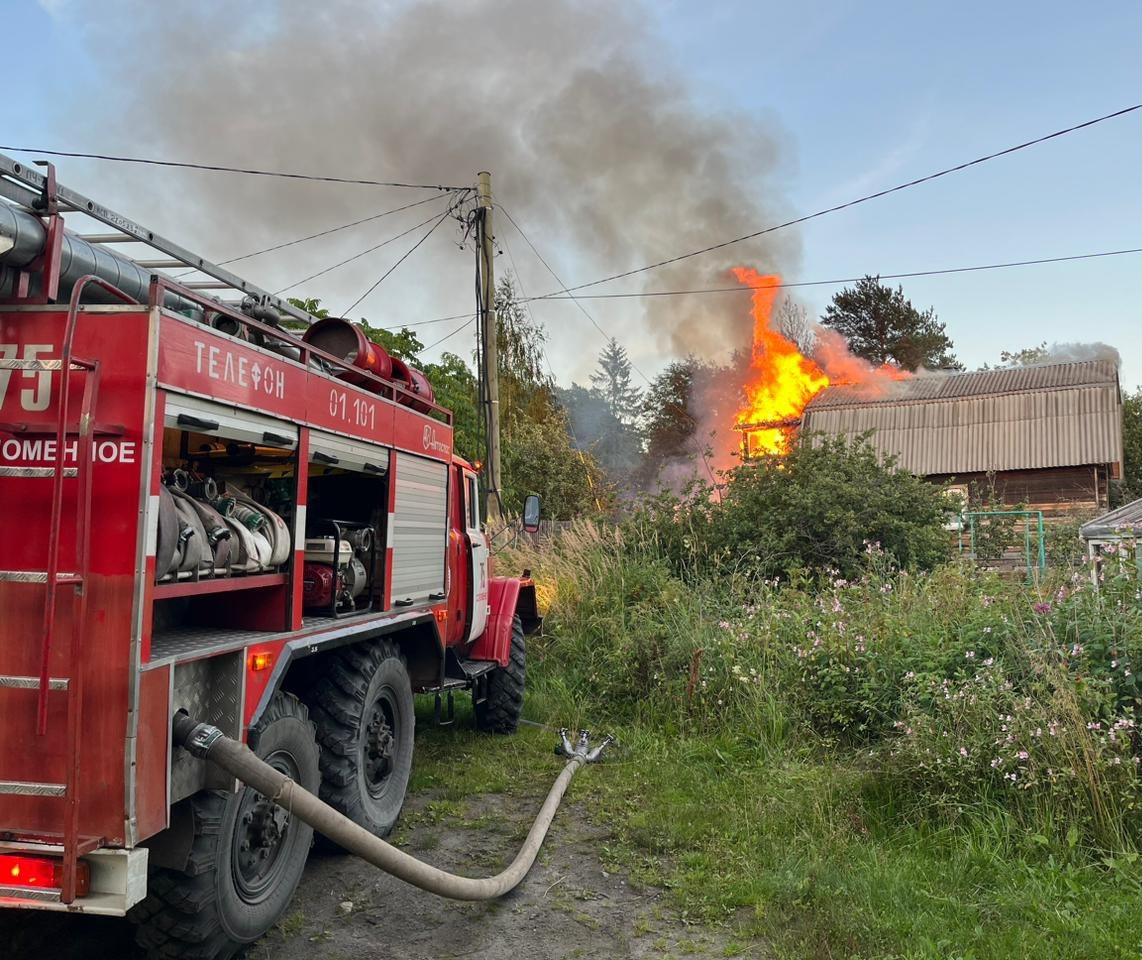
7, 0, 1142, 387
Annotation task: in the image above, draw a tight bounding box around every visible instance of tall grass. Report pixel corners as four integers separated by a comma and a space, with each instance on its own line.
505, 521, 1142, 853
483, 523, 1142, 956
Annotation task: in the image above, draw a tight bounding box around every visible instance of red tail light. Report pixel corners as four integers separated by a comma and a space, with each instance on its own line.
0, 855, 90, 896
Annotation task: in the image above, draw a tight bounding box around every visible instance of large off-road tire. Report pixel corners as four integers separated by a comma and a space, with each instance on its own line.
132, 693, 319, 960
306, 640, 415, 838
475, 615, 526, 734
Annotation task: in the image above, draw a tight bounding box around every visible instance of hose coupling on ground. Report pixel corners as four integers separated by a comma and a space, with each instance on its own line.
555, 728, 613, 763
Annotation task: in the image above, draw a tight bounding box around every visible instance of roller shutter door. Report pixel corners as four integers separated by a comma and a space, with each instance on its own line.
389, 452, 447, 604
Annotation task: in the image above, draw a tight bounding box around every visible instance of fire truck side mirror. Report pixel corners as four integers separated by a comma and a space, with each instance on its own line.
522, 495, 541, 534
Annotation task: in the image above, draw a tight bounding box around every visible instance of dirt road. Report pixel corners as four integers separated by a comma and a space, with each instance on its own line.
0, 792, 740, 959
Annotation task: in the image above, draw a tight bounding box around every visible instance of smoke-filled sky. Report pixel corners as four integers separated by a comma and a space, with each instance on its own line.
8, 0, 1142, 388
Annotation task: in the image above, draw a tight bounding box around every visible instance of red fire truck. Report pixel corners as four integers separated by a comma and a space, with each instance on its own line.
0, 153, 538, 957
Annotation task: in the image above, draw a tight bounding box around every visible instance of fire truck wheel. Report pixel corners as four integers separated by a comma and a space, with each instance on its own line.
307, 640, 415, 838
475, 615, 526, 734
132, 693, 319, 960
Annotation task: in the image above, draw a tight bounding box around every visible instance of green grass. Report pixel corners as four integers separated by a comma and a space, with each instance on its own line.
411, 694, 1142, 960
403, 524, 1142, 959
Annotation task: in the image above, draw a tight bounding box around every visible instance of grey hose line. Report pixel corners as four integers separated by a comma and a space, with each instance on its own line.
174, 715, 610, 901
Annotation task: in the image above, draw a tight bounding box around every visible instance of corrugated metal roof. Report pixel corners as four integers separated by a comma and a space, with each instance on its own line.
806, 359, 1119, 409
1080, 498, 1142, 539
800, 360, 1122, 475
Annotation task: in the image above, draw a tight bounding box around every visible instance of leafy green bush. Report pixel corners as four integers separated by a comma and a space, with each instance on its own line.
629, 433, 953, 582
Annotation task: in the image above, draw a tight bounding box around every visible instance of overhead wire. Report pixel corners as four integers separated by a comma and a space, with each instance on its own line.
168, 193, 459, 284
201, 194, 451, 270
497, 204, 654, 385
421, 316, 477, 352
272, 206, 452, 296
500, 205, 720, 491
380, 311, 474, 330
527, 245, 1142, 302
498, 229, 604, 510
0, 144, 466, 191
340, 207, 457, 316
529, 102, 1142, 298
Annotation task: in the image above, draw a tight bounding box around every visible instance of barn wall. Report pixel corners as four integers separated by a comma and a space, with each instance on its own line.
928, 465, 1109, 515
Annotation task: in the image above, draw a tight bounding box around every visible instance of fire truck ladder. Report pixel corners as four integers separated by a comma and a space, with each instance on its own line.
0, 276, 133, 903
0, 150, 322, 327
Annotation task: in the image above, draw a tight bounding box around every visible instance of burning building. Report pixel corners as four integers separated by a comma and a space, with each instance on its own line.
800, 360, 1124, 514
730, 267, 908, 461
724, 269, 1122, 516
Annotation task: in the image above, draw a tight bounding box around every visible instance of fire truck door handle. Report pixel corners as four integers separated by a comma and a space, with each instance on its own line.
176, 413, 220, 431
262, 431, 294, 447
364, 463, 385, 474
394, 597, 414, 607
313, 451, 339, 465
428, 591, 445, 600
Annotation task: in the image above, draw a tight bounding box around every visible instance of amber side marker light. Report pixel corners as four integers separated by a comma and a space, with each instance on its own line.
249, 651, 274, 672
0, 854, 91, 897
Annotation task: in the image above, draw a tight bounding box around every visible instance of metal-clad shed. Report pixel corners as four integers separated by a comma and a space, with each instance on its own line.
1079, 497, 1142, 581
1080, 497, 1142, 540
801, 359, 1124, 512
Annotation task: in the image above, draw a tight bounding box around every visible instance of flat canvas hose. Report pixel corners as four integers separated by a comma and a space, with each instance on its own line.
173, 714, 612, 901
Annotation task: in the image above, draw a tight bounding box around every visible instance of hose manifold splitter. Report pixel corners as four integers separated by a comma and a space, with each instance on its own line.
556, 728, 614, 763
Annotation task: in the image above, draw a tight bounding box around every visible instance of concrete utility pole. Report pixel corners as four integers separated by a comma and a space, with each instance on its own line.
476, 171, 503, 521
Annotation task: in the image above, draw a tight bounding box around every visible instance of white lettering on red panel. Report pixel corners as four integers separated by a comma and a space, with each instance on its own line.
1, 438, 137, 465
0, 343, 53, 412
423, 425, 449, 454
193, 341, 285, 399
328, 387, 377, 430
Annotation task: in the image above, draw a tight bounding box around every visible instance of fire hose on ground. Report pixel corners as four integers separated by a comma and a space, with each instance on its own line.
172, 713, 613, 901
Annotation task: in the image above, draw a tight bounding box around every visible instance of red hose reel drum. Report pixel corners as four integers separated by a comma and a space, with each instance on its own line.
389, 357, 437, 413
302, 318, 393, 386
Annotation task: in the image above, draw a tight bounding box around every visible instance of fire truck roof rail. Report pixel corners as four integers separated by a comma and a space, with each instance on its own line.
0, 150, 321, 327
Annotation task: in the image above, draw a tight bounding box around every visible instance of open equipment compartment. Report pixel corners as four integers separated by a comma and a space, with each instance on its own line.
152, 392, 299, 639
303, 431, 390, 617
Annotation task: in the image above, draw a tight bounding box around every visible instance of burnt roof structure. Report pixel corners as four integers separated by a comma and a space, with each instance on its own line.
800, 359, 1122, 476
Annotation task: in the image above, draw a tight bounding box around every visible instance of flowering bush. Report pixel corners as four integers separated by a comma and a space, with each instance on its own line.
518, 519, 1142, 851
881, 658, 1142, 846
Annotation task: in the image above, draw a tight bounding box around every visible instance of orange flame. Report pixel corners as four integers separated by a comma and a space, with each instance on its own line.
733, 267, 828, 456
732, 266, 911, 458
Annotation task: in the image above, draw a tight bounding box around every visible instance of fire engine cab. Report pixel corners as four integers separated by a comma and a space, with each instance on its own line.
0, 152, 537, 958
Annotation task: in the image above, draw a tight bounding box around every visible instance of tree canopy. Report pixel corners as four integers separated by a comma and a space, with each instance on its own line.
589, 338, 642, 423
1123, 388, 1142, 500
821, 276, 961, 371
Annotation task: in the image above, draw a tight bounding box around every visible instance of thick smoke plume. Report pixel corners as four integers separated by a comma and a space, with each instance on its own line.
66, 0, 796, 373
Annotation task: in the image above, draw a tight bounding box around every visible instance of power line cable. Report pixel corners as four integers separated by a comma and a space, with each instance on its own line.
498, 203, 654, 386
273, 208, 448, 296
527, 245, 1142, 301
500, 210, 718, 492
340, 208, 454, 316
207, 194, 453, 269
170, 193, 459, 282
421, 316, 476, 352
380, 311, 473, 330
0, 144, 466, 191
530, 102, 1142, 298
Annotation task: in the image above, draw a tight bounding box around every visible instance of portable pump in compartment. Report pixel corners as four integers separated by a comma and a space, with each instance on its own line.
302, 522, 376, 616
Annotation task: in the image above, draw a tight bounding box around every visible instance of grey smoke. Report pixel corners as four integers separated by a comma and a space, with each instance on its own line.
1032, 342, 1121, 366
62, 0, 797, 374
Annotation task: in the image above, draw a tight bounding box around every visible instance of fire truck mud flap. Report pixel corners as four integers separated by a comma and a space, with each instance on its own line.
469, 576, 541, 667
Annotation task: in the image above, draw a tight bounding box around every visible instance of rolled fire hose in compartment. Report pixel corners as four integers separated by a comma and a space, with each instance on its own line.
174, 715, 612, 901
